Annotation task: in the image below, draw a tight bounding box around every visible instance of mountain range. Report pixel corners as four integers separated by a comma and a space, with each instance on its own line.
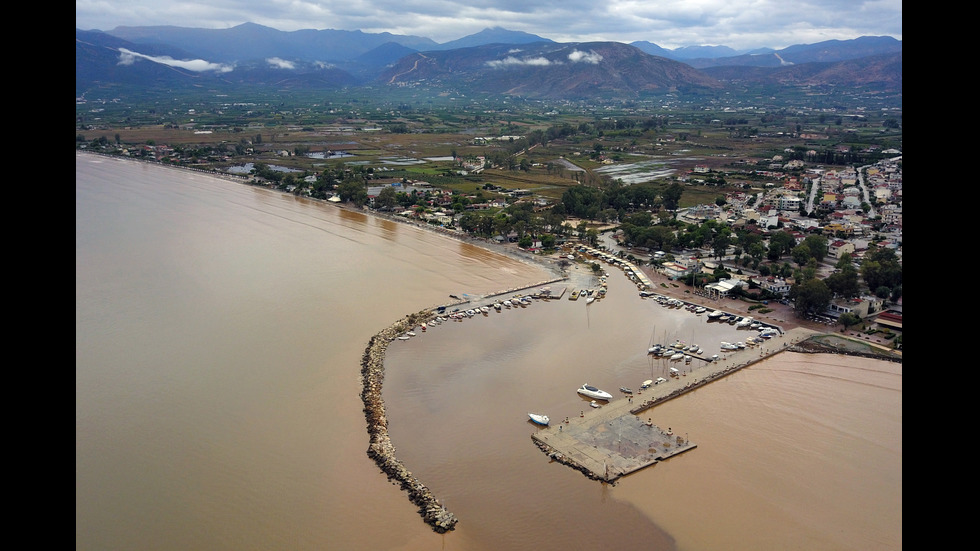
76, 24, 902, 101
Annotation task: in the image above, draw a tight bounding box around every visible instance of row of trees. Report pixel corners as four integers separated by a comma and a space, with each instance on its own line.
558, 181, 684, 220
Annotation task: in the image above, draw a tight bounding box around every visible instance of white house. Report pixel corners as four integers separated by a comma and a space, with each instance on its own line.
760, 277, 791, 296
662, 261, 693, 280
826, 295, 884, 319
704, 278, 745, 297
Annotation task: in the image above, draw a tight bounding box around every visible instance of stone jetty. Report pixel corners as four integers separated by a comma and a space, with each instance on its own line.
360, 309, 458, 533
358, 278, 567, 533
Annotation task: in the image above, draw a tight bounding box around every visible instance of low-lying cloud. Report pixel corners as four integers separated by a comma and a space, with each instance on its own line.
117, 48, 234, 73
568, 49, 602, 64
266, 57, 295, 69
486, 48, 604, 69
486, 56, 554, 68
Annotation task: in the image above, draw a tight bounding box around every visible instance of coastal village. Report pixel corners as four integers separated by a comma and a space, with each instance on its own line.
362, 151, 902, 336
99, 139, 903, 336
654, 153, 902, 327
87, 128, 902, 337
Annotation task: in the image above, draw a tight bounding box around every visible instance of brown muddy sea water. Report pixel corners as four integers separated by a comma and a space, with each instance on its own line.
76, 153, 901, 551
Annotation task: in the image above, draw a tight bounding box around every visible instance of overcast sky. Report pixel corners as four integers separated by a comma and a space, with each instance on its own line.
76, 0, 901, 51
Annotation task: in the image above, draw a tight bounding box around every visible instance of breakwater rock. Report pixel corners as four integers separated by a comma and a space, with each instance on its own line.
788, 335, 902, 363
360, 310, 458, 533
531, 439, 607, 482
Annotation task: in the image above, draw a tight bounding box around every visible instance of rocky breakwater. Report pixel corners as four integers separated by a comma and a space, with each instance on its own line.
360, 310, 458, 533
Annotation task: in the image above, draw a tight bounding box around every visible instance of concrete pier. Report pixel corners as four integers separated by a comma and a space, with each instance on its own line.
532, 326, 820, 483
532, 404, 695, 483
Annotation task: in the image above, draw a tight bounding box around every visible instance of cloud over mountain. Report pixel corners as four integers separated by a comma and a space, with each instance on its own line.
117, 48, 234, 72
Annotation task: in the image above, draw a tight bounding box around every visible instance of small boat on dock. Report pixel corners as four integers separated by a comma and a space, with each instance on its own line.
640, 379, 653, 389
620, 387, 633, 394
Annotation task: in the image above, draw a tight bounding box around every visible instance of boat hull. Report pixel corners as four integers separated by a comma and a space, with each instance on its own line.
577, 385, 613, 401
528, 413, 550, 426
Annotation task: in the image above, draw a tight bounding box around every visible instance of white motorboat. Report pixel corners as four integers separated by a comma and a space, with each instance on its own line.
655, 377, 668, 385
670, 353, 684, 361
640, 379, 653, 389
708, 310, 724, 318
577, 383, 613, 401
528, 413, 550, 426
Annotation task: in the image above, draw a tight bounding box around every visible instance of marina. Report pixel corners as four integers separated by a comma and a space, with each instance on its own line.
400, 271, 824, 486
531, 326, 818, 483
371, 250, 827, 499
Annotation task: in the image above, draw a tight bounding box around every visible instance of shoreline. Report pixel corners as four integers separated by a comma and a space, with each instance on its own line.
82, 151, 899, 533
